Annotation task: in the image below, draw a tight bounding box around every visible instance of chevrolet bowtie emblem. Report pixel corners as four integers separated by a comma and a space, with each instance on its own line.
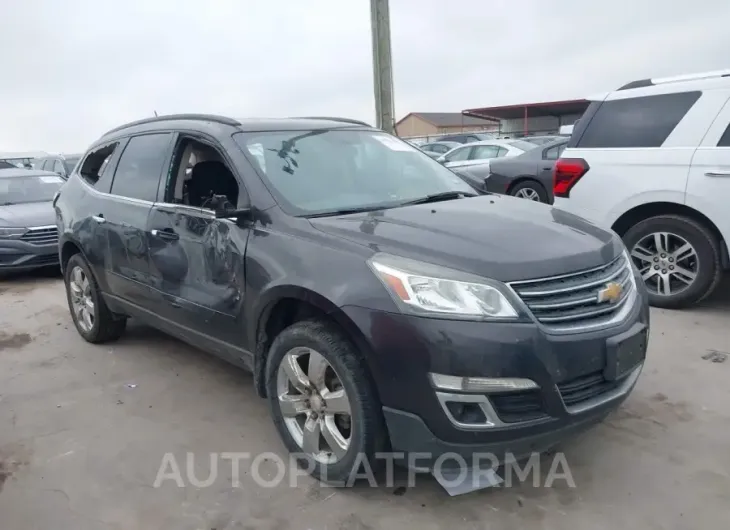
597, 282, 622, 304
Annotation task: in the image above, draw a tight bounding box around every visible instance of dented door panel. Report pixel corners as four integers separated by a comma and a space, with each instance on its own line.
147, 203, 250, 353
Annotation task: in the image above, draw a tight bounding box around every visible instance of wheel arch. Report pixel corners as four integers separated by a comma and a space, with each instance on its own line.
252, 286, 381, 401
506, 176, 547, 194
60, 236, 87, 274
611, 202, 729, 269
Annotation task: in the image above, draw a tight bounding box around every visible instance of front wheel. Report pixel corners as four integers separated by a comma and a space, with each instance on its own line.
623, 215, 722, 308
265, 320, 385, 484
510, 180, 548, 203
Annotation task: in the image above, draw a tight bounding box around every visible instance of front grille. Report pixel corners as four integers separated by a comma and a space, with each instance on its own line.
490, 371, 624, 423
20, 226, 58, 245
509, 254, 634, 329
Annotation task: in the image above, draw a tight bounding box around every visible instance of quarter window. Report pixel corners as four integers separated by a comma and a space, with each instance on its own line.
111, 133, 172, 202
717, 123, 730, 147
576, 91, 701, 148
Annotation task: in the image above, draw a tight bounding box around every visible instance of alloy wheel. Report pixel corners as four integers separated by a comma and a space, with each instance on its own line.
276, 347, 352, 464
514, 188, 540, 201
69, 266, 95, 332
630, 232, 698, 296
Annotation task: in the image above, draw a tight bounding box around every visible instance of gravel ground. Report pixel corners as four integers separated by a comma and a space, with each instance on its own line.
1, 270, 729, 530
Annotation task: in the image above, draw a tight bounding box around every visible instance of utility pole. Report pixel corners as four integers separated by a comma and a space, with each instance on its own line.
370, 0, 395, 134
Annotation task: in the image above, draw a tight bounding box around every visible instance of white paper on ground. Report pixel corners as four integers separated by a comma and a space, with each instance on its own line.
433, 466, 503, 496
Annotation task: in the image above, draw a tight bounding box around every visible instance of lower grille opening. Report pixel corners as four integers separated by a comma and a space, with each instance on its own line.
490, 371, 625, 423
558, 371, 622, 406
444, 401, 487, 425
491, 391, 547, 423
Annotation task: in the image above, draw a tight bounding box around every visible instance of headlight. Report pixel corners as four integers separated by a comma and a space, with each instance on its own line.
0, 227, 26, 239
368, 254, 518, 319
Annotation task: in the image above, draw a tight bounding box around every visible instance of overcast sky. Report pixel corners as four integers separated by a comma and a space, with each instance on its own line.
1, 0, 728, 152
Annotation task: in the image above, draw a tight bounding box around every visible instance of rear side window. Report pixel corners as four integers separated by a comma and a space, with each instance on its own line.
471, 145, 499, 159
718, 123, 730, 147
575, 91, 701, 148
445, 146, 472, 161
111, 133, 172, 202
79, 143, 118, 186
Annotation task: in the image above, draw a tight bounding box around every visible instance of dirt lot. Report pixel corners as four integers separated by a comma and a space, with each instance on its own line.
1, 270, 729, 529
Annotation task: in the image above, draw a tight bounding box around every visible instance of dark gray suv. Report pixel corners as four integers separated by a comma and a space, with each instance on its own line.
55, 114, 650, 483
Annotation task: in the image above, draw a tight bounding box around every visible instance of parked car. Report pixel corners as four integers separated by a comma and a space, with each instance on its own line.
419, 141, 460, 159
34, 153, 82, 179
437, 139, 536, 170
56, 114, 649, 483
555, 69, 730, 309
435, 132, 494, 144
463, 138, 568, 203
520, 135, 565, 146
0, 168, 63, 273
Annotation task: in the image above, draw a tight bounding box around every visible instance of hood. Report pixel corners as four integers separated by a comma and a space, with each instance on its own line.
0, 201, 55, 228
309, 195, 622, 282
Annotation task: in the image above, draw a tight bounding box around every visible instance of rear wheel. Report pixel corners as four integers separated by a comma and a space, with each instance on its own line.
64, 253, 127, 343
266, 319, 385, 484
510, 180, 548, 203
623, 215, 722, 308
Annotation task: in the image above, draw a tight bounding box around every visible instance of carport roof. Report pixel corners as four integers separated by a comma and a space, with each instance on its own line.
463, 99, 590, 121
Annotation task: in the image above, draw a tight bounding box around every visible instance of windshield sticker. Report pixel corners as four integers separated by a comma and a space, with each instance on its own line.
373, 135, 414, 152
40, 176, 63, 184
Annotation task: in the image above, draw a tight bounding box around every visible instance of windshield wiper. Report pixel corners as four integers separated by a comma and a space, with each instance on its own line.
0, 202, 18, 206
400, 190, 477, 206
306, 205, 389, 218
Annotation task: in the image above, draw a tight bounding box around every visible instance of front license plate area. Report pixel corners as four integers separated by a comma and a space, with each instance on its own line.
605, 326, 647, 381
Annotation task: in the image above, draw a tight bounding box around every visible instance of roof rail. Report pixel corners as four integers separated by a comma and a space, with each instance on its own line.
102, 114, 240, 137
293, 116, 372, 127
618, 69, 730, 91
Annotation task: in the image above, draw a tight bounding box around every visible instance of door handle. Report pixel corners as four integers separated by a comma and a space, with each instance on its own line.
704, 170, 730, 177
151, 229, 179, 241
92, 214, 105, 223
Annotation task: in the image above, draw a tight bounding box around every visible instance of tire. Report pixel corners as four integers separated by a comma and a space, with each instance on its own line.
622, 215, 722, 309
265, 319, 386, 484
64, 253, 127, 343
510, 180, 548, 203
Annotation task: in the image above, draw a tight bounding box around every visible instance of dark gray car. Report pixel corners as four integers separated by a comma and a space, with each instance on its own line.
461, 139, 568, 203
0, 169, 63, 273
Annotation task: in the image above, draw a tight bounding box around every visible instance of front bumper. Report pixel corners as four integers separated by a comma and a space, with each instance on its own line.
341, 283, 649, 463
0, 240, 59, 272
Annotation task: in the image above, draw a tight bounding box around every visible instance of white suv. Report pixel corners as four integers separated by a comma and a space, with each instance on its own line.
554, 69, 730, 308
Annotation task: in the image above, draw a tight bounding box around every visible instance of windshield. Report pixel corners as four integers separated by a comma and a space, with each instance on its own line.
0, 174, 64, 205
234, 129, 474, 216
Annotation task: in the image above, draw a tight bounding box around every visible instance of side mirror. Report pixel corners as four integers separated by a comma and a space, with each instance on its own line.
209, 194, 251, 222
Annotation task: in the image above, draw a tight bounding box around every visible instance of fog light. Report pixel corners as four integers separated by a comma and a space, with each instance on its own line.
444, 401, 487, 424
429, 373, 538, 393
